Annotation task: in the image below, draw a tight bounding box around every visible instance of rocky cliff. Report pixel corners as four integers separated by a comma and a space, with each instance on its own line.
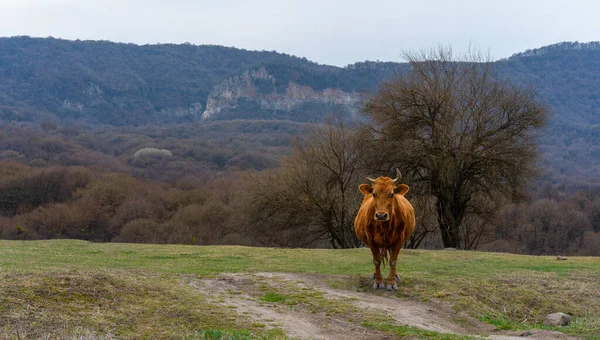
201, 67, 360, 120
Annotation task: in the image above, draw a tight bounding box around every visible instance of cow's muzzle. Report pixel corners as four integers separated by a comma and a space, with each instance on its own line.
375, 212, 389, 221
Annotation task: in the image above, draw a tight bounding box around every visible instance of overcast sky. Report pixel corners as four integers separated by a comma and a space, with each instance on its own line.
1, 0, 598, 66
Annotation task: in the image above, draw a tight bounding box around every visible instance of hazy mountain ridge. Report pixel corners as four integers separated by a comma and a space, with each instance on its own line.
508, 41, 600, 59
3, 37, 599, 126
2, 37, 600, 182
0, 36, 391, 124
503, 41, 600, 127
497, 42, 600, 184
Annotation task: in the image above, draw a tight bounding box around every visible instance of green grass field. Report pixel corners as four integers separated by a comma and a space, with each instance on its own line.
1, 240, 599, 339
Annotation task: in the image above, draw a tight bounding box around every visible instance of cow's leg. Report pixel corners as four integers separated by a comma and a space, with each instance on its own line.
386, 241, 404, 291
369, 245, 384, 289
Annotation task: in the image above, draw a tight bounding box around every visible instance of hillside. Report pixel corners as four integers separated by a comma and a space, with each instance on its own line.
1, 240, 598, 339
2, 37, 600, 185
501, 42, 600, 186
0, 36, 396, 125
3, 37, 600, 128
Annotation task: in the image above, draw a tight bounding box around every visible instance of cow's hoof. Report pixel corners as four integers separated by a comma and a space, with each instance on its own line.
387, 283, 398, 291
373, 282, 385, 289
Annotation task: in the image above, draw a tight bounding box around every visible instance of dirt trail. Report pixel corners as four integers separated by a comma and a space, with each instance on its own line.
190, 272, 576, 340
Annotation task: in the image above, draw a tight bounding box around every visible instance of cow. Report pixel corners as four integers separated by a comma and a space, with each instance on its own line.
354, 169, 415, 290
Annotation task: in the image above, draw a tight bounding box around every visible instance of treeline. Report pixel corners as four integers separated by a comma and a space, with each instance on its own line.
2, 150, 600, 256
371, 185, 600, 256
0, 162, 253, 245
0, 117, 598, 254
0, 119, 319, 246
485, 191, 600, 256
0, 119, 303, 183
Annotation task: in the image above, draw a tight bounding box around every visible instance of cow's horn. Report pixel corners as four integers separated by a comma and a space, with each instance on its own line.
392, 169, 402, 185
366, 177, 376, 185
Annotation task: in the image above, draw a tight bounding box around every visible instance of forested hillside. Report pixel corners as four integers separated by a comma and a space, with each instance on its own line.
501, 42, 600, 187
0, 36, 395, 124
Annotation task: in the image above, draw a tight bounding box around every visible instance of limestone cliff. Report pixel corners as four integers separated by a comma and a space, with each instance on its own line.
201, 67, 359, 120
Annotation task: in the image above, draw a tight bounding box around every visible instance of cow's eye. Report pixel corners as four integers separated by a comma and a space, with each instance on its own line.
372, 193, 377, 198
389, 193, 394, 198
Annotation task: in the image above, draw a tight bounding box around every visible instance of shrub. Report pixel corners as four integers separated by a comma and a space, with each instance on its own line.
0, 165, 93, 216
40, 119, 58, 131
28, 158, 48, 167
220, 233, 256, 246
0, 216, 39, 240
109, 198, 166, 237
21, 197, 109, 241
0, 150, 22, 158
113, 219, 164, 243
79, 173, 139, 214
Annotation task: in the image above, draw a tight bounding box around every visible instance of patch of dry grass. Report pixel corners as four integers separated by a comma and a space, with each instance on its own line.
0, 270, 255, 339
397, 271, 600, 337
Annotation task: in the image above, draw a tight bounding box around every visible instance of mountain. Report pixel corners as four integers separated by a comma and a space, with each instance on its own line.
500, 42, 600, 186
0, 36, 397, 125
2, 36, 600, 184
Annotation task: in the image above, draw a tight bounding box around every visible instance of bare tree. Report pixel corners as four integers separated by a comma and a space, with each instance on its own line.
362, 47, 548, 249
405, 195, 438, 249
246, 118, 364, 248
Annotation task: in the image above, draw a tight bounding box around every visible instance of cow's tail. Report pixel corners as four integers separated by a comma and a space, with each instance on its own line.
379, 247, 389, 268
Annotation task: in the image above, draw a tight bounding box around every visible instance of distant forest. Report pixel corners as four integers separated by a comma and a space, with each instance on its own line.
1, 37, 600, 255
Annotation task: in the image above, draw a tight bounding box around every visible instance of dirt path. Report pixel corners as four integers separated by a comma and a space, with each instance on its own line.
190, 272, 576, 340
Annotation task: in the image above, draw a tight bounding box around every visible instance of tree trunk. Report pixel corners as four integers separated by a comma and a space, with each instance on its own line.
436, 195, 463, 249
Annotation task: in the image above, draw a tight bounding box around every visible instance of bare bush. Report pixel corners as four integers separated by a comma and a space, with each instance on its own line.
79, 173, 139, 214
163, 202, 234, 245
576, 231, 600, 256
0, 165, 92, 216
22, 197, 108, 241
112, 219, 164, 244
246, 119, 364, 248
109, 198, 166, 238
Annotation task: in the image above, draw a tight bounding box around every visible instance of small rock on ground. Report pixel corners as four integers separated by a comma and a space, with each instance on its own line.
543, 312, 571, 326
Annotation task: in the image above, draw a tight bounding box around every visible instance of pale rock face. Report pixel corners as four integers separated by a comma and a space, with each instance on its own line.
62, 99, 84, 112
84, 82, 103, 97
201, 67, 359, 120
160, 102, 203, 118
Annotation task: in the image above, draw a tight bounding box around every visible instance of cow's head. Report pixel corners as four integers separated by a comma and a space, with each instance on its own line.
359, 169, 409, 221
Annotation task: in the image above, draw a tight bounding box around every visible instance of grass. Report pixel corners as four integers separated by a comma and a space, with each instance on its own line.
1, 239, 599, 338
193, 328, 286, 339
260, 293, 288, 303
0, 269, 255, 338
362, 320, 476, 340
258, 276, 358, 315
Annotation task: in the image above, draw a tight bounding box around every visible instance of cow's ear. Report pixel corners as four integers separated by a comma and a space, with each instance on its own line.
394, 184, 409, 195
359, 184, 373, 194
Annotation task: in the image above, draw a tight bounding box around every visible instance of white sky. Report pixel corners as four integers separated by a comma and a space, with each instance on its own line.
1, 0, 599, 66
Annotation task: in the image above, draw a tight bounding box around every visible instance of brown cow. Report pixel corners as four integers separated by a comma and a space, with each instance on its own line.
354, 169, 415, 290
